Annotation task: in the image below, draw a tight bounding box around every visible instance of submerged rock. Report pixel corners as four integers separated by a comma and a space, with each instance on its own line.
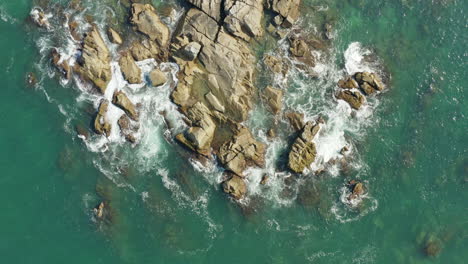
218, 125, 266, 176
130, 3, 170, 47
288, 122, 319, 173
51, 48, 71, 80
222, 173, 247, 200
94, 99, 112, 137
112, 91, 139, 121
75, 26, 111, 94
107, 27, 123, 45
119, 52, 142, 84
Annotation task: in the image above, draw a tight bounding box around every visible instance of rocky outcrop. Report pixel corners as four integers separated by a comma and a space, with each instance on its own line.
94, 100, 111, 137
354, 72, 384, 95
285, 111, 305, 132
288, 121, 319, 173
266, 0, 301, 28
338, 76, 358, 89
30, 8, 51, 29
187, 0, 223, 21
119, 52, 142, 84
118, 114, 137, 143
130, 4, 170, 47
264, 86, 283, 114
149, 69, 167, 87
130, 39, 166, 62
107, 27, 123, 45
336, 90, 365, 110
223, 0, 264, 41
75, 26, 111, 94
222, 173, 247, 200
51, 48, 71, 80
218, 125, 266, 176
264, 54, 288, 75
289, 36, 315, 67
175, 102, 216, 156
347, 180, 365, 201
112, 91, 138, 121
173, 8, 256, 122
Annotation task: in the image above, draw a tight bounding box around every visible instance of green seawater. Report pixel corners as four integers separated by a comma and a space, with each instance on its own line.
1, 0, 467, 263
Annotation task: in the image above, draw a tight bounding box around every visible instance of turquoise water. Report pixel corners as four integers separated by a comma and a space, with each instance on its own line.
0, 0, 467, 263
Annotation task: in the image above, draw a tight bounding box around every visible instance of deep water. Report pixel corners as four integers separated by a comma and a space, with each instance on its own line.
0, 0, 467, 263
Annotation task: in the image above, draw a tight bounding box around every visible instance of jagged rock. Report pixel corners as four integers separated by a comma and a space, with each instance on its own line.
118, 114, 138, 143
174, 8, 257, 122
267, 128, 275, 138
337, 90, 365, 110
180, 42, 202, 61
112, 91, 138, 121
260, 174, 269, 185
288, 121, 319, 173
264, 54, 287, 75
266, 0, 301, 27
285, 111, 305, 131
218, 125, 266, 176
149, 69, 167, 87
130, 3, 170, 47
75, 26, 111, 94
354, 72, 384, 94
338, 76, 359, 89
130, 39, 166, 62
94, 100, 112, 137
118, 114, 130, 131
176, 102, 216, 156
223, 0, 264, 41
107, 27, 123, 45
187, 0, 222, 21
264, 86, 283, 114
289, 36, 315, 67
119, 52, 142, 84
51, 48, 71, 80
222, 173, 247, 200
30, 8, 51, 29
93, 201, 105, 219
205, 92, 225, 112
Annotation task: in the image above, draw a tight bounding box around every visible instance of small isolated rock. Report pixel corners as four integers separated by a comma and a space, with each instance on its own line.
30, 8, 50, 29
337, 90, 365, 110
107, 27, 123, 45
93, 201, 105, 219
112, 90, 138, 121
222, 173, 247, 200
260, 174, 269, 185
94, 100, 112, 137
149, 69, 167, 87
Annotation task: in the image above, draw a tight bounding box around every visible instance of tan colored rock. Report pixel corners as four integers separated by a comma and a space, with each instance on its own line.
112, 91, 138, 121
223, 0, 264, 41
130, 39, 165, 62
288, 122, 319, 173
289, 36, 315, 67
76, 26, 111, 94
119, 52, 142, 84
107, 27, 123, 45
94, 100, 112, 137
337, 90, 365, 110
264, 86, 283, 114
51, 48, 71, 80
338, 76, 359, 89
266, 0, 301, 26
354, 72, 385, 94
205, 92, 225, 112
149, 69, 167, 87
285, 111, 305, 131
30, 8, 51, 29
218, 125, 266, 176
187, 0, 222, 21
130, 3, 170, 47
176, 102, 216, 156
264, 54, 287, 75
222, 173, 247, 200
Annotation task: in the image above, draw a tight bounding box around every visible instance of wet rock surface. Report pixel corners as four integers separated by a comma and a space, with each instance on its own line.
112, 90, 139, 121
288, 121, 320, 173
94, 100, 112, 137
222, 172, 247, 200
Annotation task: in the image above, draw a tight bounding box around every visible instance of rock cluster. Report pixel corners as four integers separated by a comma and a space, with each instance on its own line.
336, 72, 385, 109
94, 100, 112, 137
288, 121, 320, 173
75, 26, 112, 94
130, 4, 170, 47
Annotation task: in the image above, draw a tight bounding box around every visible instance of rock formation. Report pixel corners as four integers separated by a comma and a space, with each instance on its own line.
119, 52, 142, 84
266, 0, 301, 28
149, 69, 167, 87
222, 172, 247, 200
264, 86, 283, 114
75, 26, 111, 94
112, 91, 139, 121
130, 3, 170, 47
288, 121, 320, 173
107, 27, 123, 45
94, 99, 112, 137
336, 72, 385, 109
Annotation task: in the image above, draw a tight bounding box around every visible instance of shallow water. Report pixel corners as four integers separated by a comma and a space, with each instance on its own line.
0, 0, 467, 263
